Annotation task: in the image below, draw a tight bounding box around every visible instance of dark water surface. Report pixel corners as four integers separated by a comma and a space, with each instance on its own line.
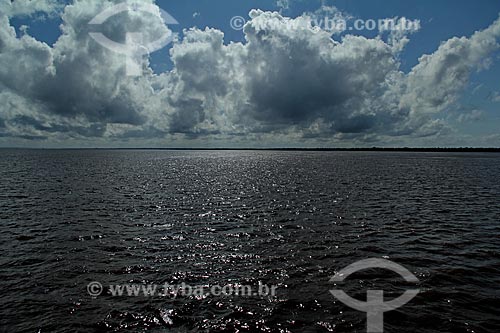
1, 150, 499, 332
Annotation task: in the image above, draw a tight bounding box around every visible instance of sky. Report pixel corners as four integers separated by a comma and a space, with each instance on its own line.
0, 0, 499, 148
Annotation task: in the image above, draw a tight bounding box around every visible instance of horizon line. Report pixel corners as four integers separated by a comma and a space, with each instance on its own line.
1, 147, 500, 152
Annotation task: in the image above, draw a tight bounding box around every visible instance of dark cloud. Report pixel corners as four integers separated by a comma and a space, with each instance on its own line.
11, 115, 106, 137
111, 126, 167, 140
0, 132, 47, 140
168, 98, 205, 134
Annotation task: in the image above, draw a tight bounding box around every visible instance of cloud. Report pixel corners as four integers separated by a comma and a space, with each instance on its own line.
490, 91, 500, 102
380, 17, 421, 54
162, 10, 498, 142
276, 0, 290, 11
1, 0, 173, 141
457, 109, 484, 123
1, 1, 500, 146
404, 17, 500, 113
0, 0, 63, 17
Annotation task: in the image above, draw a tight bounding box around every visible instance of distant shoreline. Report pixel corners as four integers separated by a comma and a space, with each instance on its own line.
2, 147, 500, 152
